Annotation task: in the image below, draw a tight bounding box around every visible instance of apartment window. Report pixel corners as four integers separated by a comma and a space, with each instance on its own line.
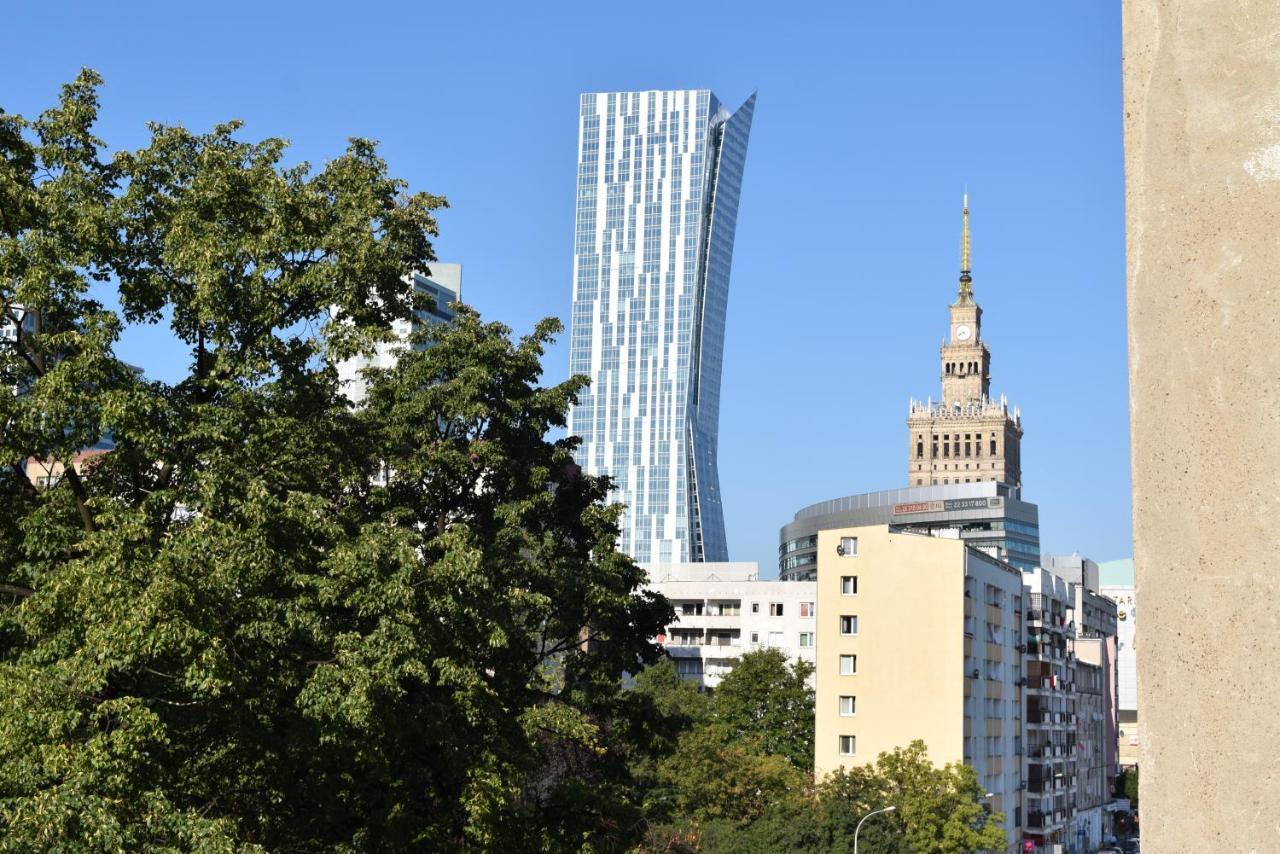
841, 575, 858, 596
990, 438, 997, 455
750, 632, 760, 645
839, 615, 859, 636
751, 602, 760, 614
839, 654, 857, 675
839, 695, 856, 716
839, 735, 856, 756
769, 603, 784, 617
839, 536, 858, 556
799, 632, 814, 648
767, 631, 783, 647
800, 601, 815, 618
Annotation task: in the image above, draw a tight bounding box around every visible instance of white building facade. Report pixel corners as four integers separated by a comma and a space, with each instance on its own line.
1100, 558, 1138, 768
644, 562, 815, 689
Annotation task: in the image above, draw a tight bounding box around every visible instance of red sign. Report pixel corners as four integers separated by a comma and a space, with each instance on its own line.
893, 500, 944, 515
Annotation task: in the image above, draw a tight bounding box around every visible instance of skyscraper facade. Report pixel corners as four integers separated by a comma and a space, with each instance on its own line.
567, 90, 755, 563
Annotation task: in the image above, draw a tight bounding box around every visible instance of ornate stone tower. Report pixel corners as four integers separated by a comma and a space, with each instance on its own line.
907, 196, 1023, 493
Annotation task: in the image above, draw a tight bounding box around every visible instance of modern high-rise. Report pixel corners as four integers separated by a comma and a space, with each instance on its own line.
335, 264, 462, 404
567, 90, 756, 564
907, 196, 1024, 497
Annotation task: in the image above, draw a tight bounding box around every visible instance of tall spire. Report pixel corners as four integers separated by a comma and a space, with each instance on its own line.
957, 192, 974, 303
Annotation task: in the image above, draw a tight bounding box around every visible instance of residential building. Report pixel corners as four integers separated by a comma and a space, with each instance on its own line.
1099, 558, 1138, 768
1021, 569, 1082, 853
335, 264, 462, 404
906, 196, 1024, 497
813, 525, 1025, 852
645, 562, 814, 689
779, 481, 1041, 579
1074, 638, 1110, 851
23, 438, 114, 489
1044, 552, 1120, 797
566, 89, 756, 564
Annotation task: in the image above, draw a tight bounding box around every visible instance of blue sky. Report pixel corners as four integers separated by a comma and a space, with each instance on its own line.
3, 1, 1129, 575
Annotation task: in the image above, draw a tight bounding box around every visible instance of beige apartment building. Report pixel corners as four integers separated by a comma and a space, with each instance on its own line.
814, 524, 1025, 851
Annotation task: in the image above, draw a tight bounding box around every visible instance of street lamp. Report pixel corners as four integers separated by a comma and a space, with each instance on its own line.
853, 805, 897, 854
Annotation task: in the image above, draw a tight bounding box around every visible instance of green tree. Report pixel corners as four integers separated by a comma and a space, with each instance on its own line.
632, 657, 711, 728
0, 72, 669, 852
624, 658, 713, 820
709, 647, 815, 770
654, 725, 808, 826
845, 741, 1008, 854
1120, 766, 1139, 809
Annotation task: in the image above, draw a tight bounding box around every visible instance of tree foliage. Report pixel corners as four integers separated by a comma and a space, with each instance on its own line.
0, 72, 669, 851
708, 646, 814, 771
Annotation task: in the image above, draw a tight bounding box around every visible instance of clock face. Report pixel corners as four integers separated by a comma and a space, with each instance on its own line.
955, 325, 972, 341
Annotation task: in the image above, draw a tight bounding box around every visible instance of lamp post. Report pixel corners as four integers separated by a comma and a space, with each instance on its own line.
853, 805, 897, 854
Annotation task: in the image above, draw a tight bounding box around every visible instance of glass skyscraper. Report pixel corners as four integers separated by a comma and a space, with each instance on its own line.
567, 89, 755, 564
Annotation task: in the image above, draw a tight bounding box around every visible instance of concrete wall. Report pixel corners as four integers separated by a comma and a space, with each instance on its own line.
1124, 1, 1280, 849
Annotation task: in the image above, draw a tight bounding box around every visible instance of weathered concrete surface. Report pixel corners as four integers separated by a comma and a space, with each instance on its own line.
1124, 1, 1280, 850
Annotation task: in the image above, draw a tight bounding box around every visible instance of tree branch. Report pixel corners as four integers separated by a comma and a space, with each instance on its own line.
60, 464, 96, 533
10, 461, 40, 497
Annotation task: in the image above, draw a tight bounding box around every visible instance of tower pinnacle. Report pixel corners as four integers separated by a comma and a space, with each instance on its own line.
958, 193, 973, 304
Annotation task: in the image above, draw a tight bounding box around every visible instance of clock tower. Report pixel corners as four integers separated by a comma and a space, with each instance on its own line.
907, 196, 1024, 493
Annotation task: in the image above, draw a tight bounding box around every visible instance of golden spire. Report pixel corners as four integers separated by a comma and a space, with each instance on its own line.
958, 192, 973, 303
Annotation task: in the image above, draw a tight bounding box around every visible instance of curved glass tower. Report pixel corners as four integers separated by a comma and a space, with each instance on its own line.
567, 89, 755, 563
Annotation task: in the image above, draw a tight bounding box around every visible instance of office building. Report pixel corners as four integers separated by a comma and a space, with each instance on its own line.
335, 264, 462, 404
812, 525, 1025, 852
1099, 558, 1138, 768
645, 562, 815, 689
907, 196, 1024, 496
1, 303, 33, 343
567, 89, 756, 564
779, 482, 1041, 579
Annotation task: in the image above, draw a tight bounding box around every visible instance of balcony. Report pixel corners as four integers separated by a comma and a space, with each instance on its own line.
1024, 811, 1066, 832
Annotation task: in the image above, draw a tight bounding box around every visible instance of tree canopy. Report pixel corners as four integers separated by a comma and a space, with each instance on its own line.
0, 71, 669, 851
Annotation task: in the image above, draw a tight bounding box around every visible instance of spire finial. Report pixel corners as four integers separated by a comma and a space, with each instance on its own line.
958, 192, 973, 302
